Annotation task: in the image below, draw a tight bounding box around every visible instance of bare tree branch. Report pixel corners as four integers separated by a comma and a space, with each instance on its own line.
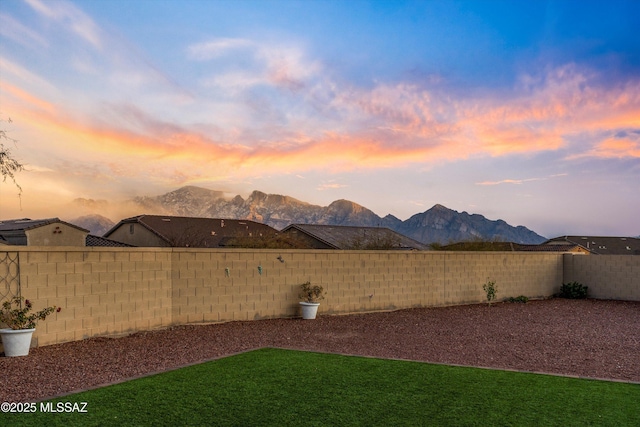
0, 117, 25, 197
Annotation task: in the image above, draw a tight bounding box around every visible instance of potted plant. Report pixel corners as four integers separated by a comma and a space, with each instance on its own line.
0, 296, 61, 357
298, 281, 325, 320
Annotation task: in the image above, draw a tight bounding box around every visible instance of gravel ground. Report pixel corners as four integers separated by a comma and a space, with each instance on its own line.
1, 298, 639, 402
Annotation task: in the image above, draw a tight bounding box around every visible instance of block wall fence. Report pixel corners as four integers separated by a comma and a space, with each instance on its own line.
0, 248, 637, 351
563, 253, 640, 300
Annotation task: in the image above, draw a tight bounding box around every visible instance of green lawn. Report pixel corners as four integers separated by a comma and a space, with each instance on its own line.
3, 348, 639, 426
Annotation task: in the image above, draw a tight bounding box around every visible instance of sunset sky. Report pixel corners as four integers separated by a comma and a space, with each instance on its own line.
1, 0, 639, 238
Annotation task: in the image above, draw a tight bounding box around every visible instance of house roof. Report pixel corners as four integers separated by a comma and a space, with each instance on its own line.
513, 243, 587, 253
438, 241, 585, 252
281, 224, 428, 250
86, 234, 135, 247
0, 218, 88, 232
104, 215, 278, 248
439, 241, 515, 251
543, 236, 640, 255
0, 218, 89, 245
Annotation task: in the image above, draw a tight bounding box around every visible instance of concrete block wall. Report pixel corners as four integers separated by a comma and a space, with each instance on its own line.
4, 247, 635, 351
170, 250, 562, 324
563, 254, 640, 300
442, 252, 562, 305
9, 248, 173, 348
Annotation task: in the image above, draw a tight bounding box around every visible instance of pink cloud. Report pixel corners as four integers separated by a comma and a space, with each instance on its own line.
0, 81, 57, 115
4, 60, 640, 187
577, 136, 640, 159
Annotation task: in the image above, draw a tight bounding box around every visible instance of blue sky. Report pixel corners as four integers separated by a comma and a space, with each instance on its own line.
1, 0, 639, 237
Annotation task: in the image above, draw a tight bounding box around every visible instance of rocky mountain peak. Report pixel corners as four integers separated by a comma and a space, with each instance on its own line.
247, 190, 267, 201
321, 199, 382, 226
85, 185, 545, 244
68, 214, 115, 236
430, 203, 450, 211
161, 186, 225, 201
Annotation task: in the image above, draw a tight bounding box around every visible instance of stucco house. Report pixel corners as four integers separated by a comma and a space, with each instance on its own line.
104, 214, 280, 248
0, 218, 89, 246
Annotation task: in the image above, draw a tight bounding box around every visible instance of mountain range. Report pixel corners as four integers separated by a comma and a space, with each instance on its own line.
69, 185, 546, 245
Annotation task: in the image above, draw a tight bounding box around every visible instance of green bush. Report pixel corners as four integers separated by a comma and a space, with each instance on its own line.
559, 282, 588, 299
507, 296, 529, 304
482, 279, 498, 306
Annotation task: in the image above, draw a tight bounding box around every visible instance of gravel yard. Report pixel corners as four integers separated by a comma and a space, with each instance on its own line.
1, 298, 639, 402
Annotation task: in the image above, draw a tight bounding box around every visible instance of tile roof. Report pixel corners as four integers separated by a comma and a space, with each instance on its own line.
0, 218, 88, 232
514, 243, 585, 253
105, 215, 278, 248
439, 241, 515, 251
544, 236, 640, 255
438, 241, 586, 252
282, 224, 428, 250
86, 234, 134, 247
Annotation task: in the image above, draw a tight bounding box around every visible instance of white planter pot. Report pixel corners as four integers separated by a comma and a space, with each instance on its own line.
299, 302, 320, 320
0, 328, 35, 357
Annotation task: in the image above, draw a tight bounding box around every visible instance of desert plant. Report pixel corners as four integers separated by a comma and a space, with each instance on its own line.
482, 279, 498, 306
559, 282, 588, 299
507, 295, 529, 304
299, 282, 325, 303
0, 296, 61, 330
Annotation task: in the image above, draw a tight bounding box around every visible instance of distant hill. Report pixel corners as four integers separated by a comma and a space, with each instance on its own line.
114, 186, 546, 245
395, 204, 546, 245
68, 214, 115, 236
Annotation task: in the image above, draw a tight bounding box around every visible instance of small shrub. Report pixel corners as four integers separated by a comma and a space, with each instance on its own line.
0, 296, 61, 330
298, 282, 325, 303
559, 282, 588, 299
482, 279, 498, 306
507, 296, 529, 304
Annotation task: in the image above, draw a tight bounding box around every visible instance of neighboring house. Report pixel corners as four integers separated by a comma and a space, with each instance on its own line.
513, 243, 590, 254
0, 218, 89, 246
541, 236, 640, 255
438, 241, 589, 254
103, 215, 279, 248
281, 224, 428, 250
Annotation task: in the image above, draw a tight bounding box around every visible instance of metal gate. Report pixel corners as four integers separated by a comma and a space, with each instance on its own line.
0, 252, 21, 304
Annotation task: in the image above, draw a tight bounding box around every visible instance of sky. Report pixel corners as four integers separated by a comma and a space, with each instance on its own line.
0, 0, 639, 238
